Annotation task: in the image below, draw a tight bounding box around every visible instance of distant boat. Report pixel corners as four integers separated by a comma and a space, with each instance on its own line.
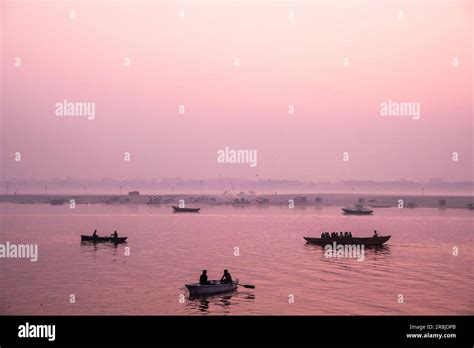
304, 235, 390, 246
147, 196, 162, 205
49, 198, 67, 205
293, 196, 307, 203
172, 206, 201, 213
369, 204, 392, 208
232, 198, 250, 206
185, 280, 239, 296
466, 203, 474, 210
105, 197, 120, 204
81, 235, 127, 243
342, 204, 373, 215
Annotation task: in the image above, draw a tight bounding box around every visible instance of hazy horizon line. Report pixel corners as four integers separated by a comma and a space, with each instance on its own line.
1, 177, 473, 183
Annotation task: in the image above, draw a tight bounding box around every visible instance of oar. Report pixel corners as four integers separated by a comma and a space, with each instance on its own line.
238, 283, 256, 289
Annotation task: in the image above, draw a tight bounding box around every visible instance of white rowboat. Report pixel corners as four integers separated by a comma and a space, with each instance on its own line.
185, 279, 239, 296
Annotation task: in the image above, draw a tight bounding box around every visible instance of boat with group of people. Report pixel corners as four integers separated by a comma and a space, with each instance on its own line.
81, 230, 127, 244
304, 230, 391, 246
321, 231, 354, 239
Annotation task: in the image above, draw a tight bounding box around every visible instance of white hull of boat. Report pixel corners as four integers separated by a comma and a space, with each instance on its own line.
185, 280, 239, 296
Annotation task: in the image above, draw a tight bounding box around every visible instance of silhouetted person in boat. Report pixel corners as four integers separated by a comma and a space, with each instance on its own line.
111, 230, 118, 238
199, 270, 210, 285
373, 230, 378, 238
92, 230, 98, 238
220, 269, 233, 284
349, 232, 352, 238
339, 232, 343, 238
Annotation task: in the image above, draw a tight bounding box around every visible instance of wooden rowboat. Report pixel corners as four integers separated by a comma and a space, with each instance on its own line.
172, 206, 201, 213
185, 279, 239, 296
304, 235, 390, 247
80, 235, 128, 243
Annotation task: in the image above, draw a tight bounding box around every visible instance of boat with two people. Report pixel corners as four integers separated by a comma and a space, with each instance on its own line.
185, 269, 255, 297
81, 230, 128, 244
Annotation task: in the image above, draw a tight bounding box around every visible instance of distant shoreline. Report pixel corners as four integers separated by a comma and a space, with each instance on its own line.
1, 193, 472, 210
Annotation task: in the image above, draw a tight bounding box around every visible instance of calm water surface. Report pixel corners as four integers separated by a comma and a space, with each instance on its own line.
1, 203, 472, 315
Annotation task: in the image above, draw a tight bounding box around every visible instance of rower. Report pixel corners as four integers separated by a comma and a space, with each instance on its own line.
111, 230, 118, 238
199, 270, 210, 285
373, 230, 378, 238
220, 269, 233, 284
92, 230, 98, 238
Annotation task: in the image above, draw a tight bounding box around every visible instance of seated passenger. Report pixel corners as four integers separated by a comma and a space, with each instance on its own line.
199, 270, 210, 285
220, 269, 233, 284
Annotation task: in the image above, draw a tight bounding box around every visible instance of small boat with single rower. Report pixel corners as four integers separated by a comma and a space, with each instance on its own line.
81, 235, 128, 243
304, 235, 390, 246
172, 206, 201, 213
185, 279, 239, 296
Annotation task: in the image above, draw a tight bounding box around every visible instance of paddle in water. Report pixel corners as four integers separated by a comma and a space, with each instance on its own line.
238, 283, 256, 289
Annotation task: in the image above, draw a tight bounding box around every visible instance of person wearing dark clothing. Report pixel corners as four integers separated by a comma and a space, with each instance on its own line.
220, 269, 233, 284
111, 230, 118, 238
92, 230, 98, 238
199, 270, 210, 285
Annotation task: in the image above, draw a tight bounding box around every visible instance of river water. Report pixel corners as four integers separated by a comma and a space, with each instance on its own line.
1, 203, 472, 315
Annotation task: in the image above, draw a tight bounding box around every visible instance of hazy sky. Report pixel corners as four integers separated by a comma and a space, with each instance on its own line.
1, 0, 472, 182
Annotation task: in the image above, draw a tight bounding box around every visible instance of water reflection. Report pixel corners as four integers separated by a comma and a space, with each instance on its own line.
368, 245, 391, 255
197, 298, 209, 313
80, 241, 120, 255
304, 242, 392, 257
186, 291, 255, 314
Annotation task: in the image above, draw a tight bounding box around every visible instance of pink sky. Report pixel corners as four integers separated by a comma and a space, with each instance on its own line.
1, 0, 472, 182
